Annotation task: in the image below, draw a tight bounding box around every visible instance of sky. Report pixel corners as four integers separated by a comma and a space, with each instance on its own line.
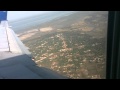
7, 11, 53, 21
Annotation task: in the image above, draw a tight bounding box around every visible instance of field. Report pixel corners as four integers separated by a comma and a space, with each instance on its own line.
18, 11, 108, 79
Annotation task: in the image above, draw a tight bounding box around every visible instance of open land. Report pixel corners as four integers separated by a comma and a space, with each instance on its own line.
17, 11, 108, 79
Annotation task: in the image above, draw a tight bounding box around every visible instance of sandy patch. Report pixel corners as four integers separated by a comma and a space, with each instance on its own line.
40, 27, 53, 32
80, 26, 93, 31
19, 32, 36, 41
72, 20, 93, 32
83, 16, 92, 20
17, 29, 39, 37
27, 29, 38, 33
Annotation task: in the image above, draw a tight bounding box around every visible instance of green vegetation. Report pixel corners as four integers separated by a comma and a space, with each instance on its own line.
19, 11, 108, 79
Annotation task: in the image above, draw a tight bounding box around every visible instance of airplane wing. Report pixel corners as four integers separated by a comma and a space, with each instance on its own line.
0, 11, 68, 79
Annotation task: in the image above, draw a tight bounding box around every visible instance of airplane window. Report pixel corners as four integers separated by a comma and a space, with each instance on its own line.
9, 11, 108, 79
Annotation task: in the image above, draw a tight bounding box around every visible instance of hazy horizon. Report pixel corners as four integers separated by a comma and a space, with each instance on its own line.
7, 11, 53, 21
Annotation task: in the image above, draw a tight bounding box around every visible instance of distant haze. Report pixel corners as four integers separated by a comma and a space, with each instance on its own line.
8, 11, 53, 21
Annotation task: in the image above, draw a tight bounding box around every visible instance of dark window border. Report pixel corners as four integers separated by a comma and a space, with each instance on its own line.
106, 11, 120, 79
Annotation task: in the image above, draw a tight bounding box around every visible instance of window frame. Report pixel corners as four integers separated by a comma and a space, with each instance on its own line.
106, 11, 120, 79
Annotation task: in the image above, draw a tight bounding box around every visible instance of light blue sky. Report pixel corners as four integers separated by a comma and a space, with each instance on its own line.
7, 11, 53, 21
